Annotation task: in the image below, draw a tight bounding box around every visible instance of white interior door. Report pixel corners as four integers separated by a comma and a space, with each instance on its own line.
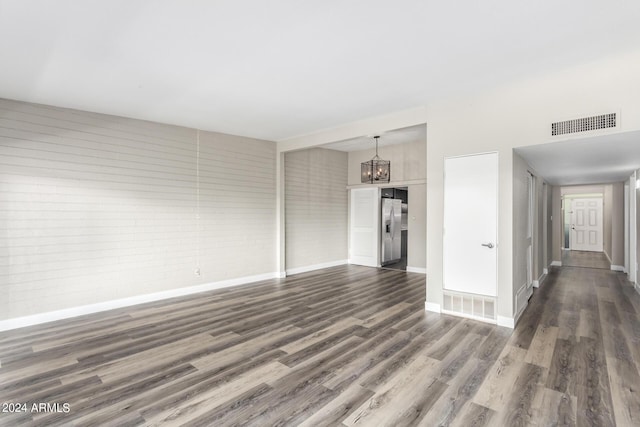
349, 188, 380, 267
570, 198, 603, 252
444, 152, 498, 297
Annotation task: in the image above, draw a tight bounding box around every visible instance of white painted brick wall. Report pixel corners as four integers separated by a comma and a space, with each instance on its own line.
284, 148, 347, 270
0, 99, 276, 320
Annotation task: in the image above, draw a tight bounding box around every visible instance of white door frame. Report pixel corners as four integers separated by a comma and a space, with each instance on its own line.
569, 197, 604, 252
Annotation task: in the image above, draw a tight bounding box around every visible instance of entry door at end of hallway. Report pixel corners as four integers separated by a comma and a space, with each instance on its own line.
570, 198, 603, 252
443, 152, 498, 297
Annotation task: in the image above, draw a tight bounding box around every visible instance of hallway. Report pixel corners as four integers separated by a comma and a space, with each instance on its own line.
503, 263, 640, 426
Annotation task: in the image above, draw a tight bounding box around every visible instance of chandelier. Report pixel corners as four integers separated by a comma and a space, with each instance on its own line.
361, 135, 390, 183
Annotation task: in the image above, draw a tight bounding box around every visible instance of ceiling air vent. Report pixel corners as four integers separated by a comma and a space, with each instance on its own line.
551, 113, 616, 136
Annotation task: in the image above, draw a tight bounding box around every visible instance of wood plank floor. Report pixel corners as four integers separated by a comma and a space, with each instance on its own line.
562, 250, 611, 270
1, 262, 639, 426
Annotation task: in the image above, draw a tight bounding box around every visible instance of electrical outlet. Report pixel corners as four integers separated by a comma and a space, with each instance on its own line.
194, 267, 201, 276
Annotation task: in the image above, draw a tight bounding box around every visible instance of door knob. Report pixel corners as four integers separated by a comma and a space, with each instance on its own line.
481, 243, 494, 248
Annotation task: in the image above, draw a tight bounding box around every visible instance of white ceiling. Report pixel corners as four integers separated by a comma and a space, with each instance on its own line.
515, 131, 640, 186
1, 1, 640, 141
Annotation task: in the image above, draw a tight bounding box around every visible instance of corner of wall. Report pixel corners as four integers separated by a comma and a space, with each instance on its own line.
425, 301, 441, 313
497, 315, 515, 329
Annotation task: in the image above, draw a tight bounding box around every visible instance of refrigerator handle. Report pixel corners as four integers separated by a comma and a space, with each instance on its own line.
386, 223, 390, 233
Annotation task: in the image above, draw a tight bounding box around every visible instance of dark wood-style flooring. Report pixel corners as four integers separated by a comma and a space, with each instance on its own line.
562, 250, 611, 270
1, 260, 640, 426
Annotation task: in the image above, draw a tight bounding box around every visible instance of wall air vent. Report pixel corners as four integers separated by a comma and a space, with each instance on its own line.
551, 113, 616, 136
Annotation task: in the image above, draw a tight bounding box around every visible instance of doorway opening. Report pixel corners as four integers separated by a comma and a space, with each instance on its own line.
381, 187, 408, 271
561, 191, 608, 269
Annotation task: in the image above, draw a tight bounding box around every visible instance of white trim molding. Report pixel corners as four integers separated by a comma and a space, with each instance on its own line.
550, 261, 562, 267
611, 265, 625, 272
285, 259, 348, 276
0, 272, 280, 332
406, 267, 427, 274
497, 316, 515, 329
425, 302, 441, 313
513, 304, 527, 327
543, 268, 549, 275
533, 272, 548, 289
515, 283, 528, 312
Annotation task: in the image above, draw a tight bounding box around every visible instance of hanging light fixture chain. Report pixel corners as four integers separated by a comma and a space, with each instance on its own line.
360, 135, 390, 183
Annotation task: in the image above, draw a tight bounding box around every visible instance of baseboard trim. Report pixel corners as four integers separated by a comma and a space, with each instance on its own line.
635, 283, 640, 295
497, 315, 515, 329
611, 265, 625, 272
425, 302, 441, 313
514, 300, 527, 327
550, 261, 562, 267
286, 259, 348, 276
0, 272, 280, 332
543, 268, 549, 275
533, 272, 547, 289
277, 271, 287, 278
406, 267, 427, 274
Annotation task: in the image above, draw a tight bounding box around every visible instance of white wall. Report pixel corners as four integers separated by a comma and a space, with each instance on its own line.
408, 184, 426, 270
0, 99, 277, 321
552, 186, 563, 262
512, 152, 531, 306
427, 49, 640, 322
545, 184, 553, 269
284, 148, 348, 272
604, 184, 613, 260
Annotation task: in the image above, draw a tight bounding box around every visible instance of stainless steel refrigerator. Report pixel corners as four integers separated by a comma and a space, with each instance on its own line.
381, 198, 402, 265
